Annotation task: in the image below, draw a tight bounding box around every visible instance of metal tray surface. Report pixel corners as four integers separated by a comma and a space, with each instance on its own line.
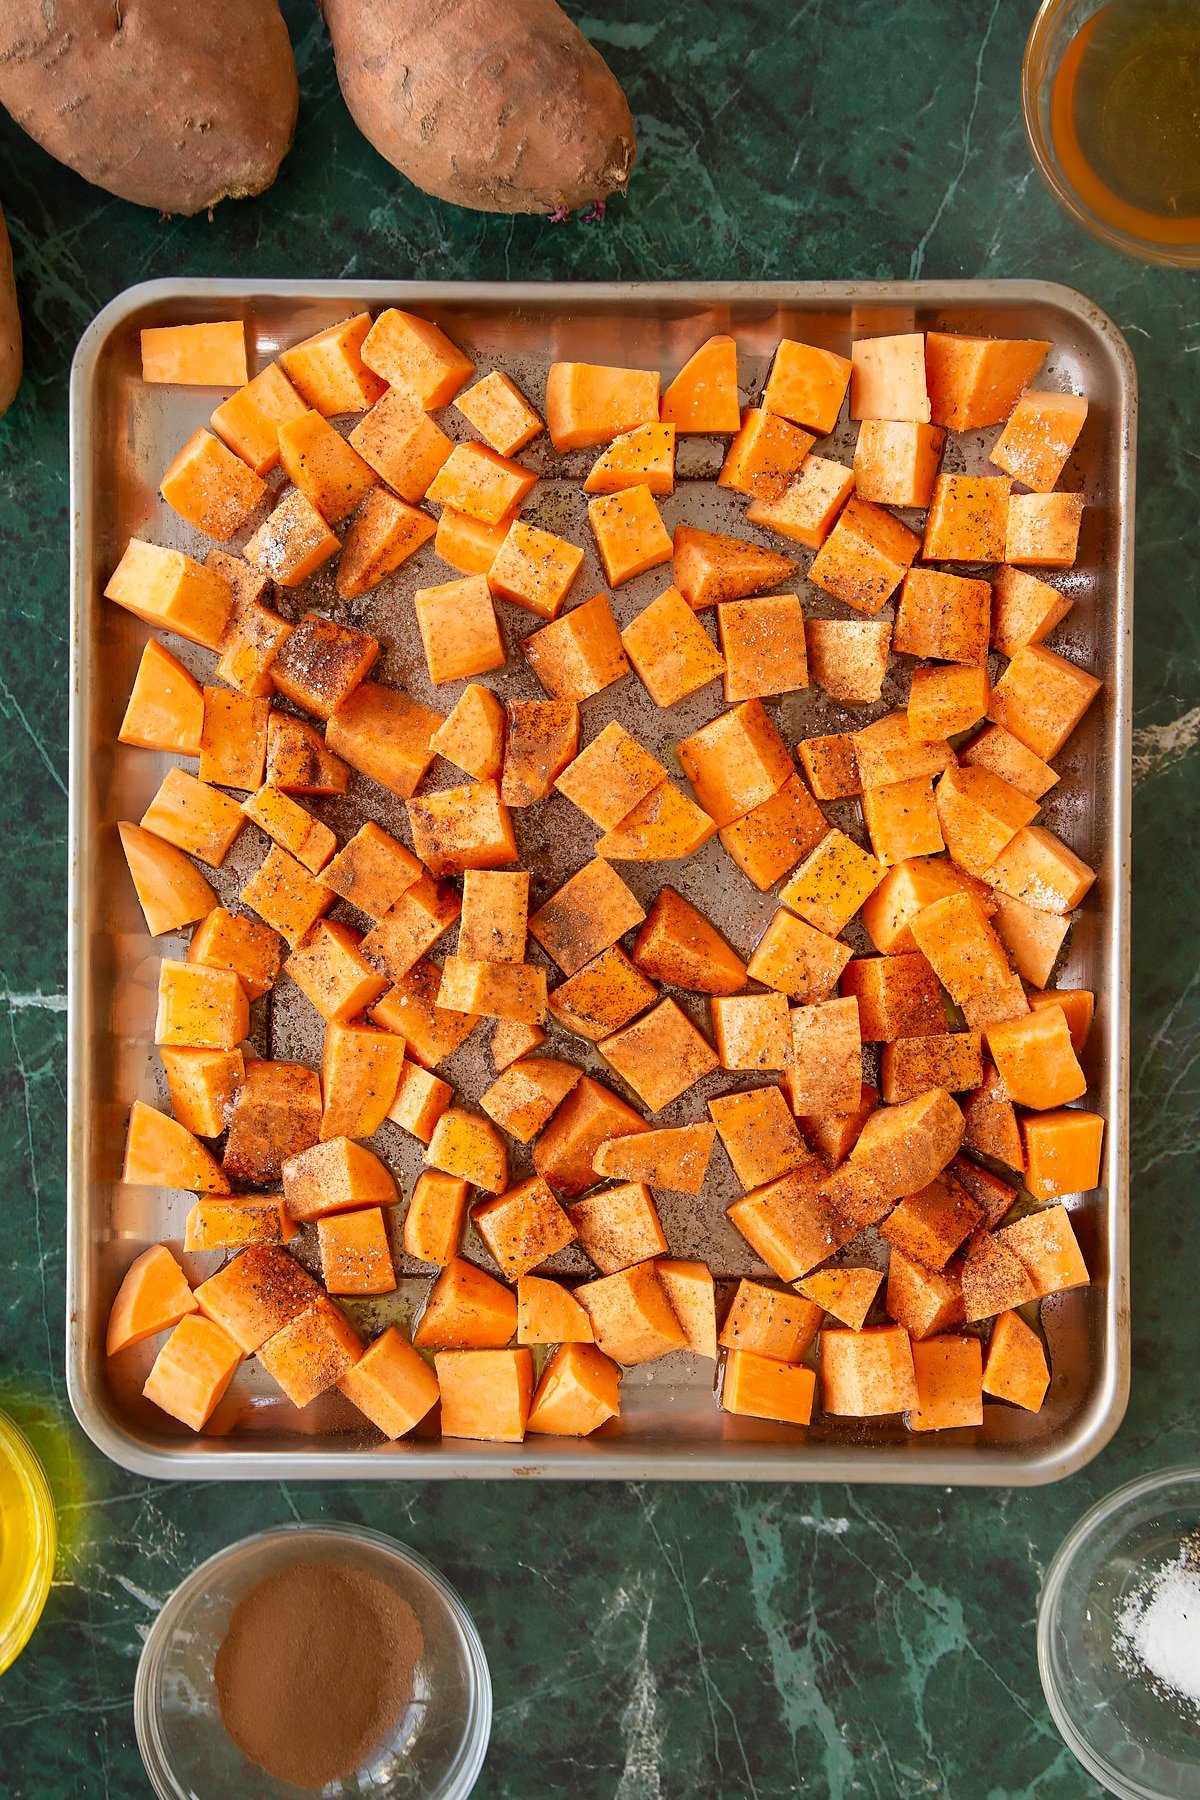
67, 281, 1133, 1483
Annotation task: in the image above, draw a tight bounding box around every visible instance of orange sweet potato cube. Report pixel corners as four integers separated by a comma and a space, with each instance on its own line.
850, 332, 930, 422
277, 408, 377, 525
895, 567, 991, 664
435, 506, 512, 577
193, 1244, 321, 1353
337, 490, 436, 600
804, 618, 892, 704
317, 1208, 397, 1297
922, 474, 1011, 562
747, 454, 855, 549
862, 776, 944, 867
762, 338, 852, 433
284, 919, 388, 1023
544, 361, 660, 451
853, 418, 945, 509
142, 1314, 243, 1431
426, 1107, 508, 1194
989, 893, 1071, 989
491, 1019, 546, 1070
847, 1087, 965, 1209
592, 1122, 715, 1194
243, 489, 340, 588
488, 519, 584, 621
632, 888, 745, 994
402, 1168, 469, 1262
456, 869, 529, 964
320, 1021, 406, 1140
529, 857, 645, 976
852, 712, 954, 790
717, 594, 809, 702
454, 369, 543, 455
533, 1074, 648, 1196
436, 1348, 534, 1442
909, 665, 990, 742
526, 1342, 622, 1436
588, 484, 673, 586
211, 362, 308, 476
142, 767, 245, 868
320, 822, 422, 921
360, 876, 462, 980
414, 1257, 517, 1349
879, 1167, 984, 1270
997, 1203, 1089, 1298
372, 960, 479, 1069
677, 699, 793, 828
548, 947, 657, 1041
988, 643, 1101, 762
501, 700, 580, 806
796, 1082, 878, 1169
600, 791, 714, 879
106, 537, 233, 651
160, 428, 267, 541
407, 781, 517, 876
282, 1136, 398, 1222
660, 333, 739, 432
436, 956, 545, 1026
986, 824, 1095, 914
786, 997, 863, 1115
600, 997, 719, 1112
959, 724, 1060, 804
278, 312, 384, 414
780, 829, 883, 937
981, 1310, 1050, 1412
472, 1175, 576, 1278
388, 1061, 455, 1145
155, 960, 248, 1051
429, 684, 505, 781
188, 905, 284, 1002
265, 714, 349, 796
672, 523, 796, 611
1005, 492, 1085, 569
270, 614, 379, 721
719, 1278, 822, 1362
721, 1349, 816, 1427
576, 1261, 687, 1365
727, 1171, 858, 1282
820, 1324, 918, 1415
885, 1247, 964, 1341
839, 953, 945, 1041
620, 585, 725, 708
795, 1266, 882, 1332
554, 721, 665, 829
569, 1181, 667, 1274
797, 734, 862, 800
107, 1244, 198, 1355
909, 892, 1028, 1031
523, 592, 631, 702
880, 1031, 983, 1105
991, 389, 1087, 492
711, 993, 791, 1073
925, 331, 1048, 430
517, 1275, 595, 1345
337, 1326, 440, 1439
259, 1299, 363, 1409
242, 784, 335, 874
807, 497, 920, 615
860, 857, 993, 956
183, 1197, 294, 1254
142, 317, 248, 385
120, 637, 205, 755
745, 908, 852, 1003
907, 1333, 983, 1431
427, 441, 536, 525
654, 1260, 717, 1358
990, 564, 1074, 658
222, 1061, 323, 1184
160, 1045, 244, 1140
951, 1155, 1018, 1230
1020, 1107, 1104, 1200
348, 390, 453, 502
963, 1061, 1025, 1172
479, 1056, 581, 1143
413, 575, 505, 684
718, 407, 814, 501
359, 308, 472, 407
985, 1006, 1086, 1109
584, 422, 676, 497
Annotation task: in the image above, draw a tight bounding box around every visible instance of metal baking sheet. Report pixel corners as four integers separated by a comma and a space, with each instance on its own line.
67, 281, 1133, 1483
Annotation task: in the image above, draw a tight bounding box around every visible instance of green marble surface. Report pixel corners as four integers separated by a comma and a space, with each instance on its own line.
0, 0, 1193, 1793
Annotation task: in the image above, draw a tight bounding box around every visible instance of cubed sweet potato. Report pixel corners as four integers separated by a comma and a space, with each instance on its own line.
258, 1299, 364, 1408
472, 1175, 576, 1278
413, 1256, 517, 1349
277, 409, 377, 526
337, 1326, 440, 1439
885, 1246, 964, 1340
160, 1045, 244, 1140
348, 390, 453, 502
320, 821, 423, 921
491, 1019, 547, 1071
320, 1022, 406, 1141
962, 1062, 1025, 1173
709, 1085, 815, 1189
895, 567, 991, 665
243, 489, 340, 588
527, 1343, 621, 1437
155, 960, 249, 1051
584, 422, 676, 497
796, 1266, 882, 1332
986, 644, 1101, 762
909, 892, 1029, 1031
780, 830, 883, 937
265, 714, 349, 797
594, 781, 716, 863
402, 1168, 469, 1262
762, 339, 852, 434
847, 1086, 964, 1207
142, 767, 245, 869
318, 1208, 397, 1297
989, 565, 1074, 659
193, 1243, 321, 1353
479, 1056, 581, 1142
407, 782, 518, 875
107, 1243, 198, 1356
533, 1075, 648, 1197
907, 1334, 983, 1431
337, 490, 436, 600
850, 332, 930, 422
924, 332, 1048, 430
852, 419, 945, 509
600, 997, 719, 1112
796, 1083, 879, 1170
935, 764, 1038, 878
620, 585, 726, 709
455, 370, 543, 456
719, 1278, 822, 1363
880, 1168, 984, 1270
712, 993, 792, 1073
223, 1060, 323, 1184
860, 856, 994, 956
529, 857, 645, 976
371, 958, 478, 1068
721, 1349, 817, 1427
545, 362, 660, 452
570, 1181, 667, 1274
426, 1107, 508, 1193
959, 724, 1059, 804
522, 593, 631, 702
280, 312, 385, 414
516, 1275, 595, 1345
746, 908, 852, 1004
414, 575, 505, 685
908, 664, 990, 742
284, 919, 388, 1023
435, 1348, 534, 1442
1020, 1107, 1104, 1200
592, 1123, 716, 1195
672, 523, 796, 611
804, 618, 891, 705
282, 1135, 397, 1221
985, 1006, 1086, 1109
576, 1261, 687, 1364
428, 683, 506, 781
820, 1324, 918, 1415
489, 519, 584, 620
360, 876, 462, 980
548, 946, 658, 1041
211, 362, 307, 475
786, 997, 862, 1116
880, 1031, 983, 1105
727, 1171, 858, 1282
807, 496, 919, 615
718, 773, 828, 892
981, 1310, 1049, 1412
501, 700, 580, 807
188, 905, 284, 1003
718, 407, 814, 501
143, 1314, 243, 1431
241, 785, 335, 875
326, 682, 444, 800
1005, 492, 1085, 569
747, 455, 855, 549
989, 893, 1071, 990
105, 538, 233, 651
631, 888, 746, 994
426, 441, 536, 525
588, 484, 673, 586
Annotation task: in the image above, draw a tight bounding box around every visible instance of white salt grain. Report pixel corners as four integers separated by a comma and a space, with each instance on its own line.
1115, 1552, 1200, 1712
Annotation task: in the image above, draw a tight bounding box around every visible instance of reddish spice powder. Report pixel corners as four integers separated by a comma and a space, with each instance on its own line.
214, 1560, 424, 1790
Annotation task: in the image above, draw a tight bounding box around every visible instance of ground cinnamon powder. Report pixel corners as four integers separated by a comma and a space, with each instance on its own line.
214, 1560, 424, 1789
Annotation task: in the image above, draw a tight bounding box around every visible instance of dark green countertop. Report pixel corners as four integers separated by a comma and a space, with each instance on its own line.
0, 2, 1194, 1794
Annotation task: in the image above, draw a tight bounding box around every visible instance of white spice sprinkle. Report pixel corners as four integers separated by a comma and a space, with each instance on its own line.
1114, 1551, 1200, 1713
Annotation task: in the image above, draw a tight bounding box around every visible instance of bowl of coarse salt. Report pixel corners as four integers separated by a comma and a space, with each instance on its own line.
1039, 1467, 1200, 1798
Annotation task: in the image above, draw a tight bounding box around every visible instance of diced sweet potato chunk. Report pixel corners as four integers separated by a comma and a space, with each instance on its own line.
595, 781, 716, 863
326, 682, 443, 800
997, 1203, 1089, 1300
632, 888, 745, 994
501, 700, 580, 807
672, 523, 796, 611
413, 1257, 517, 1349
241, 785, 335, 874
961, 1231, 1037, 1322
620, 585, 725, 708
223, 1060, 323, 1184
155, 960, 249, 1051
936, 764, 1039, 877
718, 408, 814, 501
895, 567, 991, 665
160, 1045, 244, 1139
780, 830, 883, 937
981, 1311, 1049, 1412
491, 1019, 546, 1071
588, 484, 673, 586
105, 538, 233, 651
861, 856, 993, 956
338, 1326, 440, 1439
548, 947, 656, 1042
529, 858, 645, 976
600, 997, 719, 1112
880, 1031, 983, 1105
712, 992, 791, 1073
265, 714, 349, 796
804, 618, 892, 705
880, 1168, 985, 1270
987, 644, 1101, 761
436, 1348, 534, 1442
244, 489, 340, 588
143, 1314, 243, 1431
576, 1261, 686, 1365
426, 1107, 508, 1193
721, 1349, 816, 1427
429, 684, 506, 781
184, 1196, 294, 1253
320, 1022, 406, 1141
907, 1333, 983, 1431
709, 1086, 815, 1189
455, 370, 543, 456
282, 1136, 397, 1222
746, 909, 852, 1004
284, 919, 388, 1023
990, 893, 1071, 989
1005, 492, 1085, 569
389, 1062, 455, 1144
990, 565, 1074, 659
534, 1075, 649, 1198
718, 773, 828, 892
677, 699, 794, 828
544, 362, 660, 452
1021, 1107, 1104, 1199
142, 767, 245, 869
963, 1062, 1025, 1172
193, 1244, 321, 1353
763, 339, 852, 434
796, 1082, 878, 1170
426, 441, 536, 525
337, 490, 436, 600
527, 1343, 621, 1436
488, 519, 583, 620
796, 1266, 882, 1332
909, 664, 990, 742
555, 721, 665, 830
259, 1298, 364, 1408
986, 1006, 1086, 1110
719, 1278, 822, 1362
403, 1168, 469, 1263
808, 497, 919, 615
820, 1324, 918, 1415
885, 1247, 964, 1340
847, 1086, 964, 1208
318, 1208, 397, 1297
728, 1171, 858, 1282
570, 1182, 667, 1274
280, 312, 385, 413
436, 958, 546, 1027
211, 361, 307, 474
839, 953, 945, 1042
850, 332, 930, 422
320, 822, 423, 921
361, 875, 462, 979
241, 843, 337, 947
360, 308, 473, 407
473, 1175, 576, 1278
517, 1275, 595, 1346
348, 390, 453, 501
862, 776, 944, 868
372, 959, 478, 1068
593, 1123, 716, 1195
107, 1243, 198, 1355
909, 892, 1028, 1031
786, 997, 862, 1115
270, 613, 379, 721
522, 593, 631, 702
435, 507, 512, 576
584, 422, 676, 497
925, 332, 1048, 430
479, 1056, 582, 1142
119, 822, 217, 938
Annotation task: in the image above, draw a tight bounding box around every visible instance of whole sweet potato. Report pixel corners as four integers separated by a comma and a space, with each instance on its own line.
322, 0, 636, 214
0, 207, 20, 420
0, 1, 298, 215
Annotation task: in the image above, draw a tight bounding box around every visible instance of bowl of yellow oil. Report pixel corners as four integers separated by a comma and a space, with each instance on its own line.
1024, 0, 1200, 264
0, 1412, 56, 1674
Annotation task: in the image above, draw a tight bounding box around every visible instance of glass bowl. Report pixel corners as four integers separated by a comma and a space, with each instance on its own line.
135, 1524, 491, 1800
1039, 1467, 1200, 1798
1022, 0, 1200, 267
0, 1412, 56, 1675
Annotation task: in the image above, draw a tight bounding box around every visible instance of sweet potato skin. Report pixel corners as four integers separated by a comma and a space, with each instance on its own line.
322, 0, 637, 214
0, 207, 20, 420
0, 1, 298, 215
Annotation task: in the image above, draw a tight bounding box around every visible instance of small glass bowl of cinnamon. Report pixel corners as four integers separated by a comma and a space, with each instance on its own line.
134, 1523, 491, 1799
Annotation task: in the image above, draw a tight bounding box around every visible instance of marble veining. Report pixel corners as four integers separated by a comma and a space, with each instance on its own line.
0, 0, 1192, 1792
